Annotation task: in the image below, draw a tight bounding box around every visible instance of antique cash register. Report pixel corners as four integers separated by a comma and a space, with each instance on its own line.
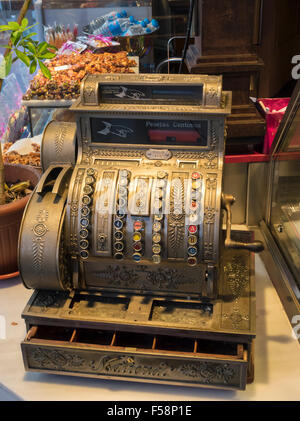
18, 74, 263, 391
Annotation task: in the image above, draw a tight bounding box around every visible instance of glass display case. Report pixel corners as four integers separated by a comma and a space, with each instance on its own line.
261, 78, 300, 324
1, 0, 195, 137
38, 1, 152, 32
268, 80, 300, 286
0, 1, 36, 140
38, 1, 195, 57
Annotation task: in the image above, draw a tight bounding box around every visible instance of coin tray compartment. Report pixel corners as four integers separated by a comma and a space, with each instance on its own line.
25, 325, 246, 359
113, 331, 154, 349
68, 294, 130, 319
72, 329, 114, 346
149, 300, 213, 323
27, 325, 74, 342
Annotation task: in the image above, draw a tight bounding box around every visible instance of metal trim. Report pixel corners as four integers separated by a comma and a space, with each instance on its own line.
259, 220, 300, 338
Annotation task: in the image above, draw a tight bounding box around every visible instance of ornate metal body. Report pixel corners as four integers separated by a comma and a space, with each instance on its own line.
19, 74, 262, 391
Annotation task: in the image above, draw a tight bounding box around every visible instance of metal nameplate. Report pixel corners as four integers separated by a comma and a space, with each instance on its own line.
146, 149, 172, 160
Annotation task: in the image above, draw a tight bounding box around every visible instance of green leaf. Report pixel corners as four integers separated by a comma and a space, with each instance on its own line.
0, 56, 6, 78
25, 23, 38, 31
5, 53, 12, 75
0, 53, 12, 78
15, 49, 31, 67
29, 59, 37, 74
25, 42, 36, 55
21, 18, 28, 29
22, 33, 37, 42
26, 39, 38, 47
38, 60, 51, 79
37, 41, 48, 54
49, 44, 58, 51
0, 25, 11, 32
11, 30, 22, 46
0, 44, 11, 48
7, 21, 20, 31
39, 52, 56, 59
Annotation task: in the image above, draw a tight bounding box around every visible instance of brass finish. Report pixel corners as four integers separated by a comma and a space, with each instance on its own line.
19, 74, 261, 390
41, 121, 77, 172
222, 194, 264, 253
20, 234, 254, 391
79, 73, 223, 108
18, 164, 72, 291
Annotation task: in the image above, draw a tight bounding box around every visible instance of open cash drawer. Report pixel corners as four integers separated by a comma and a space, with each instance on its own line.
22, 323, 249, 390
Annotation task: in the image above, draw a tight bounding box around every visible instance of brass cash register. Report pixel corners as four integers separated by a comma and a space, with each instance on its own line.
19, 74, 263, 391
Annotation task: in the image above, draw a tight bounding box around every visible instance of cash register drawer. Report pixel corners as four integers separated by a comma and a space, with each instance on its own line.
22, 325, 249, 390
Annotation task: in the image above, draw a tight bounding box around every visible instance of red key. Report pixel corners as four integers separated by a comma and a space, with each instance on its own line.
133, 220, 143, 231
188, 225, 198, 234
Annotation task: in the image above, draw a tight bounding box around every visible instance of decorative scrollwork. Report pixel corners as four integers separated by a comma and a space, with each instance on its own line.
36, 210, 49, 223
210, 123, 217, 149
32, 237, 45, 272
179, 362, 235, 384
32, 348, 86, 369
224, 256, 248, 299
168, 175, 186, 258
203, 175, 217, 261
91, 265, 194, 291
82, 80, 98, 105
33, 223, 47, 237
28, 348, 238, 387
95, 149, 144, 158
54, 124, 68, 155
31, 209, 49, 273
222, 256, 250, 329
205, 84, 220, 108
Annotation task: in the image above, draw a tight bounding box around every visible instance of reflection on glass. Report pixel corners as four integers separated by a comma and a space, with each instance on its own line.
285, 110, 300, 151
270, 99, 300, 288
30, 108, 54, 136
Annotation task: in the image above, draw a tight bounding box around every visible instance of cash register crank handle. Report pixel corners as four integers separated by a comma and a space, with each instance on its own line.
36, 164, 73, 197
222, 193, 264, 253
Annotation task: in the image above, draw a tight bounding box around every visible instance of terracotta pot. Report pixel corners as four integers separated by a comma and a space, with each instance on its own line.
0, 164, 41, 276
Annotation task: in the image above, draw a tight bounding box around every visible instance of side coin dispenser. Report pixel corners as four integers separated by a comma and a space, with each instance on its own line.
19, 74, 263, 391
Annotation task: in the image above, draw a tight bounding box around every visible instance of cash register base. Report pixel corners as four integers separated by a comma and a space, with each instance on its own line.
21, 231, 255, 391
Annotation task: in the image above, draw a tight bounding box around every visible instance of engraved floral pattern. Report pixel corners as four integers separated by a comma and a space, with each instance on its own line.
223, 256, 250, 329
31, 210, 49, 273
28, 348, 238, 387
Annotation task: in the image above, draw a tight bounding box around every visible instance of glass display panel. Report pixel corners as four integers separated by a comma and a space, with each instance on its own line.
90, 117, 208, 146
269, 84, 300, 288
99, 84, 203, 105
284, 111, 300, 151
41, 1, 152, 36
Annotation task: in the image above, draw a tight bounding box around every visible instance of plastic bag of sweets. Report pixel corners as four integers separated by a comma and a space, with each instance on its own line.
44, 23, 78, 50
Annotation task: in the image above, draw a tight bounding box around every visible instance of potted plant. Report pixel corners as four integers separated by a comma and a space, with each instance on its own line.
0, 0, 56, 277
